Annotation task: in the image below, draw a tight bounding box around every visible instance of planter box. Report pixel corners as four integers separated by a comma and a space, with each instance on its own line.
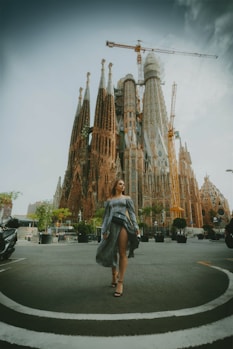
40, 234, 53, 244
155, 234, 164, 242
176, 235, 187, 243
78, 234, 88, 243
141, 235, 149, 242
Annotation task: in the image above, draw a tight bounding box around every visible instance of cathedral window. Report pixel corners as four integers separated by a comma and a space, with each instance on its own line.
105, 137, 108, 155
109, 139, 111, 156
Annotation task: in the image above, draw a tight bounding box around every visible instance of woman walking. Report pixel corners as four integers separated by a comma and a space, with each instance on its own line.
96, 179, 140, 297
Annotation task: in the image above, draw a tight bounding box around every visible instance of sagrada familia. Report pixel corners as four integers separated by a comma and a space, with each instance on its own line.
56, 53, 230, 228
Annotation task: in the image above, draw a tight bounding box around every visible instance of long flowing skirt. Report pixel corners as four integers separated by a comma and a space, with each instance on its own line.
96, 222, 139, 267
96, 222, 119, 267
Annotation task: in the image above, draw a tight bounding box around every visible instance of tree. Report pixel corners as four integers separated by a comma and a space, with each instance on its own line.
27, 213, 38, 227
35, 202, 53, 232
0, 191, 21, 221
141, 206, 152, 218
0, 191, 20, 205
151, 203, 164, 228
151, 203, 163, 215
92, 208, 105, 228
52, 208, 72, 224
173, 218, 187, 233
140, 204, 164, 233
76, 221, 92, 235
27, 213, 37, 221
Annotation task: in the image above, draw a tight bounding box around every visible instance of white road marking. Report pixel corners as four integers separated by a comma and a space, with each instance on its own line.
0, 258, 25, 273
0, 264, 232, 321
0, 268, 11, 273
0, 263, 232, 348
0, 258, 26, 266
0, 316, 232, 349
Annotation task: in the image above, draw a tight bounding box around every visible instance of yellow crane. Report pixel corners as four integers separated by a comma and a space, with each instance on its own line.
106, 40, 218, 59
168, 82, 184, 219
106, 40, 218, 84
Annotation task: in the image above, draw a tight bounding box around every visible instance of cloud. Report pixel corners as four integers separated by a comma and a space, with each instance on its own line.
176, 0, 233, 70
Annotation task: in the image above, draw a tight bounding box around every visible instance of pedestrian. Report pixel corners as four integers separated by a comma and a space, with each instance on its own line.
96, 179, 140, 297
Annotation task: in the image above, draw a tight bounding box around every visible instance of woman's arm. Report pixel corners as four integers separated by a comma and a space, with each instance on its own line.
126, 197, 139, 232
101, 200, 111, 237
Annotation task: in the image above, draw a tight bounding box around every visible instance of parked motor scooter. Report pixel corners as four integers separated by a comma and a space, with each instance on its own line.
0, 217, 19, 260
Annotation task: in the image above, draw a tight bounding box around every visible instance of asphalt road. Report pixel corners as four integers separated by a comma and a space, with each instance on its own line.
0, 237, 232, 349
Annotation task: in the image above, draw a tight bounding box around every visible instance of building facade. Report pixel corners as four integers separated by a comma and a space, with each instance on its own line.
200, 176, 230, 226
59, 53, 230, 228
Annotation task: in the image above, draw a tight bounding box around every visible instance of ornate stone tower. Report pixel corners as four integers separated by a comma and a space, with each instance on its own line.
179, 142, 203, 227
60, 73, 91, 220
85, 61, 118, 218
142, 53, 170, 214
118, 73, 144, 214
200, 176, 230, 226
53, 176, 62, 209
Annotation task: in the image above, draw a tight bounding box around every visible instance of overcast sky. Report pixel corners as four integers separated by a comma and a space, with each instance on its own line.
1, 0, 233, 216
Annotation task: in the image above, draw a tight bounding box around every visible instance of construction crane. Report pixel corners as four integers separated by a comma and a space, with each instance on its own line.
106, 40, 218, 84
168, 82, 184, 220
106, 40, 218, 58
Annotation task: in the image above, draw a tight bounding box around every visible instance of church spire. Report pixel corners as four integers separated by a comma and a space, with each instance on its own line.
77, 87, 83, 114
102, 62, 115, 133
84, 72, 90, 101
79, 72, 91, 137
107, 62, 114, 95
93, 59, 107, 129
53, 176, 62, 209
99, 59, 106, 89
70, 87, 83, 146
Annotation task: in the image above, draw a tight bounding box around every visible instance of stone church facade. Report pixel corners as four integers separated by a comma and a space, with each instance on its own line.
58, 53, 209, 228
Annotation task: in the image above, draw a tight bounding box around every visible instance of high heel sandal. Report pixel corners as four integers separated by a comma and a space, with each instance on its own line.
114, 280, 123, 297
111, 271, 118, 288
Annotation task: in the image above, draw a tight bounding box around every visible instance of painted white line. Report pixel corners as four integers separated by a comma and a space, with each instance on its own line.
0, 258, 25, 273
0, 268, 11, 273
0, 264, 232, 321
0, 315, 232, 349
0, 258, 26, 266
6, 257, 26, 265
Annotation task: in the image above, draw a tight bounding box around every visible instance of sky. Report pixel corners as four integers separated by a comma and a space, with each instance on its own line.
1, 0, 233, 216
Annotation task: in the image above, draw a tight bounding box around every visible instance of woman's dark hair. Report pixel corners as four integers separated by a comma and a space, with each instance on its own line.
111, 179, 125, 197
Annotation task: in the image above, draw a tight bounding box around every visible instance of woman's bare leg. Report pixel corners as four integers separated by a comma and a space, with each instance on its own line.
111, 266, 118, 286
115, 227, 128, 295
